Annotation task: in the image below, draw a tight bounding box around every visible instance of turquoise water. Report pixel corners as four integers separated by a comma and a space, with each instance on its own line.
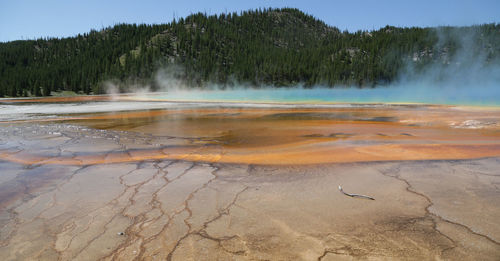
145, 86, 500, 106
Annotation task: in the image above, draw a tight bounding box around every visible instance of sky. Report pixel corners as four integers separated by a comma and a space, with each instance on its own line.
0, 0, 499, 42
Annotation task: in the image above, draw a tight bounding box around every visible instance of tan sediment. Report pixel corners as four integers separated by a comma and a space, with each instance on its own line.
1, 159, 499, 260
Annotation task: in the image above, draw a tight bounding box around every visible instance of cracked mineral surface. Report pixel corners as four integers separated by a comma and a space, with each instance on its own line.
0, 98, 499, 260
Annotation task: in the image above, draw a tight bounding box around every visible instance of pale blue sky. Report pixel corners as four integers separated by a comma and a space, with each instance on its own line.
1, 0, 499, 42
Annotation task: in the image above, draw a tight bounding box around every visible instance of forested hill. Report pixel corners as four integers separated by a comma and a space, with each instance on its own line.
1, 8, 499, 97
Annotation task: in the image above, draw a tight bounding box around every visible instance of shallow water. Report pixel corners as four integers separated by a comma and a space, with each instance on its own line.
141, 87, 500, 106
0, 95, 499, 260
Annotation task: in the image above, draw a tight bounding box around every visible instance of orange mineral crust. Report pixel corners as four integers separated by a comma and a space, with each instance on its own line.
1, 103, 499, 165
0, 95, 113, 103
1, 142, 499, 166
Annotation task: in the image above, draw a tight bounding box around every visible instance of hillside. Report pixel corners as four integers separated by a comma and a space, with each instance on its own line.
0, 8, 499, 97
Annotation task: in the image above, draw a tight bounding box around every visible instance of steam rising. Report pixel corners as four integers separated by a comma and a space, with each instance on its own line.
104, 26, 500, 106
391, 26, 500, 105
105, 81, 151, 100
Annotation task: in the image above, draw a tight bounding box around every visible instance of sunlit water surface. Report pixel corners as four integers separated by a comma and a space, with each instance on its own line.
141, 87, 500, 106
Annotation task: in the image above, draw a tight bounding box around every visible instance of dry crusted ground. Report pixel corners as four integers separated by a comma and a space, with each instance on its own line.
0, 124, 499, 260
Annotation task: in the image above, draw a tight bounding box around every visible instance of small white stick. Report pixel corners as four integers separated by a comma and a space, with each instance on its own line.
338, 185, 375, 200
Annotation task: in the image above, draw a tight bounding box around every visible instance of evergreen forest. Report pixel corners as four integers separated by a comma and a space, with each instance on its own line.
1, 8, 499, 97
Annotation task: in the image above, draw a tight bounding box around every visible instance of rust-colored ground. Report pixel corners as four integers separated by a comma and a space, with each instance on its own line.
0, 95, 113, 103
1, 104, 499, 165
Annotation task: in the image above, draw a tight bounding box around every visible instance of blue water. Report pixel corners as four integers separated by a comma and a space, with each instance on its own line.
147, 86, 500, 106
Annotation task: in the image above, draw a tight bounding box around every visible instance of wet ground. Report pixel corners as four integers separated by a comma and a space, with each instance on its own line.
0, 97, 499, 260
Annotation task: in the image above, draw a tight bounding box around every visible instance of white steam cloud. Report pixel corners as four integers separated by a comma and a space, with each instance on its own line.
390, 26, 500, 105
104, 26, 499, 106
